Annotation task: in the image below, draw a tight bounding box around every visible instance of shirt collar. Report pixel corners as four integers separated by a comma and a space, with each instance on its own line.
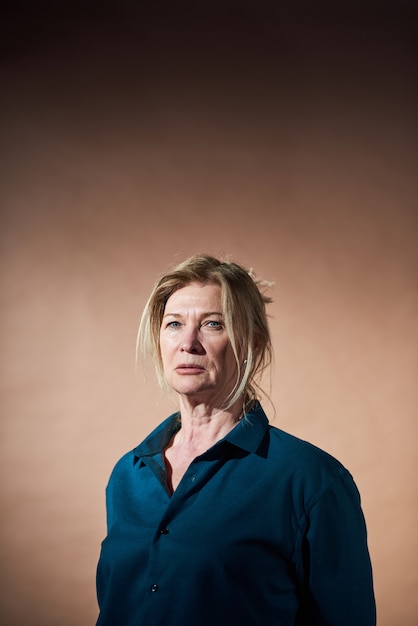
133, 402, 269, 460
225, 402, 269, 454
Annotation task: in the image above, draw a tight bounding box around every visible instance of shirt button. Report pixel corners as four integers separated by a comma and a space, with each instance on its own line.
160, 527, 169, 535
151, 584, 159, 592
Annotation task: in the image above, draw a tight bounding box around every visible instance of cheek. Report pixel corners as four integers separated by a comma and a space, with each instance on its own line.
220, 344, 238, 370
159, 337, 172, 365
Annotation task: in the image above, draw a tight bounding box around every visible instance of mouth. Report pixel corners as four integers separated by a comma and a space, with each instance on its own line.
175, 364, 206, 374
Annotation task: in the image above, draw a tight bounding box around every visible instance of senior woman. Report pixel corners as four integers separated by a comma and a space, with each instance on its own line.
96, 254, 376, 626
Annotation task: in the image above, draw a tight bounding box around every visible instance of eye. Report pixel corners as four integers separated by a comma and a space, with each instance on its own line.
167, 320, 181, 328
203, 320, 223, 329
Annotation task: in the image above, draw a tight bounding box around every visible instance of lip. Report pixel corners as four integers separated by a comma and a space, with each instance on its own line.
175, 364, 206, 374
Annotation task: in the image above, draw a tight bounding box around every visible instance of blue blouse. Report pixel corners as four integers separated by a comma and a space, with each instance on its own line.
96, 403, 376, 625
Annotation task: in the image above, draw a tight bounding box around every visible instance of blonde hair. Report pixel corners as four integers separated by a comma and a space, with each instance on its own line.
137, 254, 273, 410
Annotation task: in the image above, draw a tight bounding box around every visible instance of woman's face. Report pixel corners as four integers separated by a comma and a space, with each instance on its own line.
159, 282, 238, 405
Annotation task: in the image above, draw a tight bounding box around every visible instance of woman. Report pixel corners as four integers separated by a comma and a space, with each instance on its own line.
96, 254, 376, 626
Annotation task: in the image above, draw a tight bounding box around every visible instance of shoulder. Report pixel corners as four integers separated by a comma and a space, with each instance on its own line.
266, 424, 359, 507
268, 424, 345, 469
107, 412, 180, 481
245, 403, 352, 486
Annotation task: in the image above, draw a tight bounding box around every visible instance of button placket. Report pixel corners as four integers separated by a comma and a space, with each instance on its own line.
148, 523, 170, 594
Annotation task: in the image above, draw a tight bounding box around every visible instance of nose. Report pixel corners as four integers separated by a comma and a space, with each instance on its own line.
181, 326, 204, 354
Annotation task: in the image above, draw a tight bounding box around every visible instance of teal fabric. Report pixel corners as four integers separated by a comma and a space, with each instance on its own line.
96, 403, 375, 625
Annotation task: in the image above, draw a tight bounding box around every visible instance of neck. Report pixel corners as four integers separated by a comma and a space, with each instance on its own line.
173, 397, 243, 451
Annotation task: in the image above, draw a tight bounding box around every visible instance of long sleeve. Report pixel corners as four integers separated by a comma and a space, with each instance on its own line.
299, 470, 376, 625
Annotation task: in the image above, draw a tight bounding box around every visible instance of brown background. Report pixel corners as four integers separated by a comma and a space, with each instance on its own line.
1, 2, 417, 624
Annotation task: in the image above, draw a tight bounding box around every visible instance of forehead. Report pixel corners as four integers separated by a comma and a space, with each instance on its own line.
164, 281, 222, 312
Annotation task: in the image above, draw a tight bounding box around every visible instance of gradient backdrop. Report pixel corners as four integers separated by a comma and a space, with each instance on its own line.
1, 2, 417, 624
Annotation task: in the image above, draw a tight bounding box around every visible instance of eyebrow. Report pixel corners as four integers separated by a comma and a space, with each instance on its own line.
162, 311, 223, 318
